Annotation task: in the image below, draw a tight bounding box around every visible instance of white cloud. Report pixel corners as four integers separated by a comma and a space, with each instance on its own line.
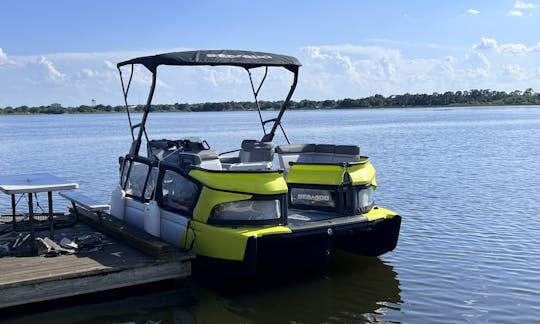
509, 1, 537, 16
299, 44, 493, 99
104, 60, 116, 70
303, 46, 331, 60
201, 66, 246, 87
0, 48, 9, 65
1, 43, 540, 107
502, 64, 527, 80
473, 37, 540, 55
306, 44, 401, 60
466, 9, 480, 15
474, 37, 498, 50
0, 50, 143, 107
301, 44, 404, 92
513, 1, 537, 9
296, 39, 540, 100
79, 68, 96, 78
499, 43, 529, 55
464, 52, 491, 77
38, 56, 65, 81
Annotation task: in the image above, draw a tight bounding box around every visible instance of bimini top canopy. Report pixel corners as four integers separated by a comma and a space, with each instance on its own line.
117, 49, 301, 73
118, 49, 301, 155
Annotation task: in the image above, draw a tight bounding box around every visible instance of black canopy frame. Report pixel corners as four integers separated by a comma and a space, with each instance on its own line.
117, 50, 301, 156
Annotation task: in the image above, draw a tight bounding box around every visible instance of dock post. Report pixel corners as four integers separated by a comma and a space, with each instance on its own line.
11, 194, 16, 231
48, 191, 54, 239
27, 193, 37, 253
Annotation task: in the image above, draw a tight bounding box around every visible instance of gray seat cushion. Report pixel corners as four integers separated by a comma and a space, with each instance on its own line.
314, 144, 335, 154
240, 140, 275, 162
197, 149, 219, 161
335, 145, 360, 155
177, 152, 202, 168
176, 150, 222, 170
276, 144, 316, 154
277, 143, 360, 171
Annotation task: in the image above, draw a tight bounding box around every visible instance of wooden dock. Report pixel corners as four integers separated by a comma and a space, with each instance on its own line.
0, 209, 194, 309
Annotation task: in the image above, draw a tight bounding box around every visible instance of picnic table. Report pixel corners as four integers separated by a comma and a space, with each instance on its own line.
0, 172, 79, 252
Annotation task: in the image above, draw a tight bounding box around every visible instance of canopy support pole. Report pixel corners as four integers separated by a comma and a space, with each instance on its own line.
129, 72, 157, 156
247, 67, 268, 135
261, 70, 298, 143
119, 65, 136, 141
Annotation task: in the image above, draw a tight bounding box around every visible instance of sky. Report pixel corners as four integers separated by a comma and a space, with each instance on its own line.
1, 0, 540, 107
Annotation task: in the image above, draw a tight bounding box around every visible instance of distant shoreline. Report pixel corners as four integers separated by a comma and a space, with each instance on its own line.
1, 89, 539, 115
1, 103, 539, 117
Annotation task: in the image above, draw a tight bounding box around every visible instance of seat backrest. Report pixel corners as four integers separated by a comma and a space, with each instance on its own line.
239, 140, 275, 163
176, 152, 202, 170
310, 144, 360, 164
332, 145, 360, 163
276, 144, 316, 171
277, 143, 360, 172
198, 150, 223, 170
176, 150, 222, 171
311, 144, 335, 163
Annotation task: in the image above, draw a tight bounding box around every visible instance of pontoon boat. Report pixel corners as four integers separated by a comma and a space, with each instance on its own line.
111, 50, 401, 275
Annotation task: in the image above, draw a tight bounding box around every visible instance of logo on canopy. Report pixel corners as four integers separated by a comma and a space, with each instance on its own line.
206, 54, 272, 59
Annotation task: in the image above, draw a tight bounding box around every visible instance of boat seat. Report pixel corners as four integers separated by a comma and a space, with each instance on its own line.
276, 144, 315, 170
147, 138, 207, 161
176, 150, 222, 171
147, 139, 177, 160
276, 143, 360, 172
239, 140, 275, 163
219, 140, 275, 170
312, 144, 360, 163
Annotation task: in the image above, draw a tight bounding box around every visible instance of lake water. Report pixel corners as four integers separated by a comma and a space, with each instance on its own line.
1, 106, 540, 322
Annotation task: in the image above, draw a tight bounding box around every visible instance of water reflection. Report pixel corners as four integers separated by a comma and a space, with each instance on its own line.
1, 253, 400, 323
191, 252, 401, 323
1, 285, 195, 324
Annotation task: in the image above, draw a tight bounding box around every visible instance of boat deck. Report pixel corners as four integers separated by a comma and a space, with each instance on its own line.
0, 213, 193, 309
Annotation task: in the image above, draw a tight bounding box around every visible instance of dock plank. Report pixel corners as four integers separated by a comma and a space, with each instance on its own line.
75, 208, 175, 259
1, 261, 189, 308
0, 220, 193, 309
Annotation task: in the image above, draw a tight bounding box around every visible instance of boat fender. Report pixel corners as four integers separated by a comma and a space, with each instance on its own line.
144, 200, 161, 237
110, 185, 126, 220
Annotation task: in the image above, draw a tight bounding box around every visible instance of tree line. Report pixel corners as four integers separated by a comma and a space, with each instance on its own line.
1, 88, 539, 115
